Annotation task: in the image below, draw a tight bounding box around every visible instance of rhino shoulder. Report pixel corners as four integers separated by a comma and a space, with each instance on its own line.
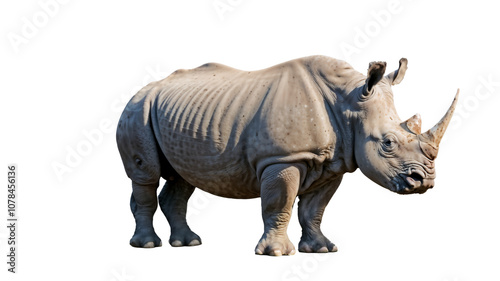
302, 56, 356, 75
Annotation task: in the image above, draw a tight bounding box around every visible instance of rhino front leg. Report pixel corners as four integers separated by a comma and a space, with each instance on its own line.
255, 163, 304, 256
298, 176, 342, 253
130, 181, 162, 248
158, 177, 201, 247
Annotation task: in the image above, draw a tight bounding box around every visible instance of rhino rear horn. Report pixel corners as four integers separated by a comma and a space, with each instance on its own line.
386, 58, 408, 86
364, 61, 386, 95
420, 89, 460, 147
402, 113, 422, 134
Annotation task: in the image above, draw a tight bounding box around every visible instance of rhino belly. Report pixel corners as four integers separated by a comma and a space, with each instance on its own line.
157, 129, 260, 198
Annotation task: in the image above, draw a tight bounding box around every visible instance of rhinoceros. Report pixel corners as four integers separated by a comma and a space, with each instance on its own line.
116, 55, 458, 256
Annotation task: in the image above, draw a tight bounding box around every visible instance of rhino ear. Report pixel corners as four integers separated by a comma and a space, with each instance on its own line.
364, 61, 386, 96
386, 58, 408, 86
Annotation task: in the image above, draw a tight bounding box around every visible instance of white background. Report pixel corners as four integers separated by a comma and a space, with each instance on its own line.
1, 0, 499, 280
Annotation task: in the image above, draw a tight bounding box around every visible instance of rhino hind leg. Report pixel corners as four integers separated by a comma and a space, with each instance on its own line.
126, 146, 163, 248
130, 181, 162, 248
255, 163, 305, 256
297, 176, 342, 253
117, 99, 164, 248
158, 177, 202, 247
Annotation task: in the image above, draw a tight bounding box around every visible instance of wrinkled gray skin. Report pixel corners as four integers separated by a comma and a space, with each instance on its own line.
116, 56, 458, 256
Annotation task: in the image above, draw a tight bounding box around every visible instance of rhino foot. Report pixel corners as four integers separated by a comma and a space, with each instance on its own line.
298, 235, 337, 253
130, 228, 162, 248
169, 229, 202, 247
255, 234, 296, 256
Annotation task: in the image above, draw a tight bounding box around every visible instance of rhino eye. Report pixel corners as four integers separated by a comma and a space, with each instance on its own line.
381, 135, 398, 152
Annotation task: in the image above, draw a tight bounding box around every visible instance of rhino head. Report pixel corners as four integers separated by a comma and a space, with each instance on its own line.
352, 59, 458, 194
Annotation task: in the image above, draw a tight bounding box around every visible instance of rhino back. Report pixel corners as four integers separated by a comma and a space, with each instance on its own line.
149, 57, 351, 198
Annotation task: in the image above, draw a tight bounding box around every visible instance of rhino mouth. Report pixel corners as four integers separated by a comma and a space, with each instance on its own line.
392, 169, 432, 194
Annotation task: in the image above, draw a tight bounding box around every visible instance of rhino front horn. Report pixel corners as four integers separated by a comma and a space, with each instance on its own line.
420, 89, 460, 146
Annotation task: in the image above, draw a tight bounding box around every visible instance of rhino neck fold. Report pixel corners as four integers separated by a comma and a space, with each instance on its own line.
309, 60, 363, 174
329, 98, 359, 174
318, 84, 359, 174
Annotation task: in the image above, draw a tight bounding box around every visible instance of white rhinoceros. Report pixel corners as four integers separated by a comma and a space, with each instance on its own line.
116, 55, 458, 256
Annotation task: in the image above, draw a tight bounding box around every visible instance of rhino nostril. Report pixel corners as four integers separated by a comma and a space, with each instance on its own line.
405, 172, 424, 187
409, 172, 423, 183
